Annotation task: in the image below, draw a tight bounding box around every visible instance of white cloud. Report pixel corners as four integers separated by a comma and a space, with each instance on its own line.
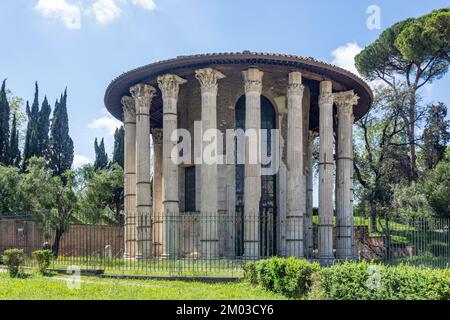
331, 42, 363, 76
35, 0, 82, 30
73, 154, 91, 168
87, 0, 122, 25
89, 116, 122, 135
36, 0, 156, 29
130, 0, 156, 11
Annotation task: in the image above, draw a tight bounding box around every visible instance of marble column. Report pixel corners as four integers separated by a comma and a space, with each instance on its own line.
318, 81, 335, 262
122, 96, 137, 259
305, 131, 317, 258
158, 74, 187, 258
242, 68, 263, 259
151, 128, 164, 257
195, 68, 225, 258
286, 72, 305, 258
130, 83, 156, 260
334, 90, 359, 260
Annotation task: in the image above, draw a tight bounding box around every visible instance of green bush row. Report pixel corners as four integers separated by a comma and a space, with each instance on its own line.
244, 257, 320, 298
1, 249, 53, 277
319, 260, 450, 300
245, 258, 450, 300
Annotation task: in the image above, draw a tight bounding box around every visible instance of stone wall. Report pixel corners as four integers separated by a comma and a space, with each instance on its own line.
0, 218, 123, 258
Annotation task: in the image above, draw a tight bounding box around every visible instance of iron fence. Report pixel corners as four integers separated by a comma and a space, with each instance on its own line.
0, 212, 448, 275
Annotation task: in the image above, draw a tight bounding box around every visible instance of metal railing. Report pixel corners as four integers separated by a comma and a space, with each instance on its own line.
0, 213, 448, 275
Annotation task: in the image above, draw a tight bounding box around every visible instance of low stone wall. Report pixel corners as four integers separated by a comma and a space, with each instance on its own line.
0, 218, 123, 258
0, 219, 44, 256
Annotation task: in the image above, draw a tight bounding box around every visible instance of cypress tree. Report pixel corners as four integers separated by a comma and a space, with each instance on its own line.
94, 137, 108, 170
112, 126, 124, 168
422, 102, 450, 170
0, 79, 10, 165
37, 96, 51, 158
48, 88, 74, 176
23, 82, 40, 169
8, 113, 20, 167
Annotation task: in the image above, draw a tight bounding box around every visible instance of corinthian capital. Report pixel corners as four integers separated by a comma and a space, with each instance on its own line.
121, 96, 136, 123
157, 74, 187, 100
319, 93, 334, 106
334, 90, 359, 116
130, 83, 156, 114
242, 68, 263, 94
195, 68, 225, 95
287, 72, 305, 97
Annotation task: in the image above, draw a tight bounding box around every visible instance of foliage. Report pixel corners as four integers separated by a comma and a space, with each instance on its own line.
37, 96, 51, 159
318, 261, 450, 300
421, 102, 450, 170
23, 83, 40, 169
76, 163, 124, 223
0, 165, 24, 213
94, 137, 108, 170
355, 7, 450, 179
392, 182, 431, 218
252, 257, 320, 298
243, 261, 257, 285
48, 89, 74, 176
32, 250, 53, 274
0, 79, 10, 165
20, 157, 78, 256
423, 158, 450, 217
2, 249, 25, 278
353, 85, 410, 230
7, 113, 21, 167
112, 126, 124, 168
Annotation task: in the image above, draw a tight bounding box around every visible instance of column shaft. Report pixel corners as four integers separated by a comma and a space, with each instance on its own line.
122, 96, 137, 259
195, 68, 225, 259
318, 81, 334, 262
286, 72, 305, 258
152, 129, 164, 257
304, 131, 317, 258
131, 84, 156, 260
158, 74, 187, 258
242, 68, 263, 259
335, 91, 359, 259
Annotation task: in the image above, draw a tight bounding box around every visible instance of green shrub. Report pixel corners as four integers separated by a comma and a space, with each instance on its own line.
253, 257, 320, 298
2, 249, 25, 277
32, 250, 53, 274
243, 261, 258, 284
319, 261, 450, 300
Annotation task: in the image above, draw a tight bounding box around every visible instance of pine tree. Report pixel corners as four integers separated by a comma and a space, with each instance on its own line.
37, 96, 51, 158
94, 137, 108, 170
0, 79, 10, 165
8, 113, 20, 167
23, 82, 40, 169
48, 89, 74, 176
112, 126, 124, 168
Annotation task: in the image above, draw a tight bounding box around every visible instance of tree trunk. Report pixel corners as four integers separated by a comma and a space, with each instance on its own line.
51, 227, 64, 258
408, 91, 417, 180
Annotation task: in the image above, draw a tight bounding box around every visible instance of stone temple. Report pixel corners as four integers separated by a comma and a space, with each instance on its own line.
104, 52, 373, 263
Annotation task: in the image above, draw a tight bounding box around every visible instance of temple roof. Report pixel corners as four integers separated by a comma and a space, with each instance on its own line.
104, 51, 373, 126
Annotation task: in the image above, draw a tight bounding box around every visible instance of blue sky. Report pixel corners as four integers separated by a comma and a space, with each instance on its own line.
0, 0, 449, 168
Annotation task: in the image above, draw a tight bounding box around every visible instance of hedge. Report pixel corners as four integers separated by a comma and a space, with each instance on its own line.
245, 258, 450, 300
319, 261, 450, 300
244, 257, 320, 298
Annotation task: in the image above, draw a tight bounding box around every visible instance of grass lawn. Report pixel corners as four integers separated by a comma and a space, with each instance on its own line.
0, 273, 286, 300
